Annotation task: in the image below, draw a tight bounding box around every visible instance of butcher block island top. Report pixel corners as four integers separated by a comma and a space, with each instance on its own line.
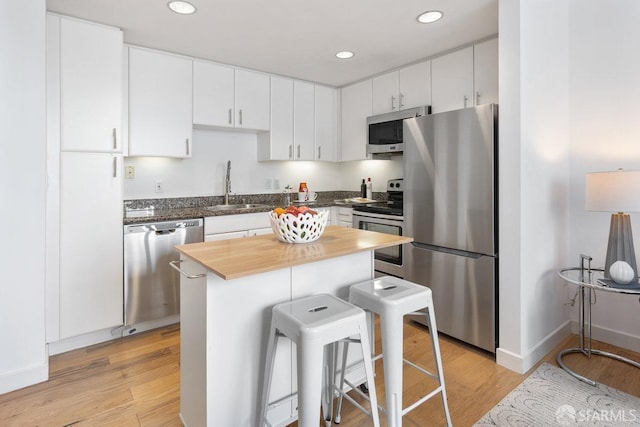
175, 225, 413, 280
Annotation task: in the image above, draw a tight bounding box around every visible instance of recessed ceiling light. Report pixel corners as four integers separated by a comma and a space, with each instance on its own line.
336, 51, 355, 59
417, 10, 443, 24
168, 1, 197, 15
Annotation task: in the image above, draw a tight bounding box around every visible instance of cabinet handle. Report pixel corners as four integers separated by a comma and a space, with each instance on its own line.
186, 138, 190, 156
289, 144, 293, 160
239, 109, 243, 125
318, 146, 321, 159
112, 128, 117, 150
399, 93, 405, 109
228, 108, 232, 124
476, 92, 481, 105
391, 95, 396, 110
297, 144, 300, 159
169, 260, 206, 279
463, 95, 469, 108
112, 156, 117, 178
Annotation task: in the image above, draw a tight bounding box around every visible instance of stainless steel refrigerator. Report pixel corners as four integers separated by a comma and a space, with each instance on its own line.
403, 104, 497, 353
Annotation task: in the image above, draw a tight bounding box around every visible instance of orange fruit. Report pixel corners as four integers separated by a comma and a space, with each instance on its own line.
273, 207, 285, 217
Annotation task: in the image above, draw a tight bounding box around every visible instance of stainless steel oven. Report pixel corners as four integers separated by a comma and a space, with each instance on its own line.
352, 179, 405, 278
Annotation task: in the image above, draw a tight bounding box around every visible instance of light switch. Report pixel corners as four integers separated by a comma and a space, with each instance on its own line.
125, 165, 135, 179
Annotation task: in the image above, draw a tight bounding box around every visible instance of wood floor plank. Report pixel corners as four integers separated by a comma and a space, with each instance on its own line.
1, 322, 638, 426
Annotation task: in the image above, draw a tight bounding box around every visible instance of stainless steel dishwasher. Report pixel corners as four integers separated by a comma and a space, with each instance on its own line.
123, 218, 203, 335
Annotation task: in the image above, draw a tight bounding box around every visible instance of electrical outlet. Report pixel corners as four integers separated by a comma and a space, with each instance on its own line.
155, 180, 163, 193
125, 166, 135, 179
265, 179, 272, 190
273, 178, 280, 190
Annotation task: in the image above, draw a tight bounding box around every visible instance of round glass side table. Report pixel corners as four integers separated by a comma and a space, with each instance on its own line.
557, 266, 640, 386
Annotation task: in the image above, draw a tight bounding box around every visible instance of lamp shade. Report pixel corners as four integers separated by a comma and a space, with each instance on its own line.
585, 170, 640, 213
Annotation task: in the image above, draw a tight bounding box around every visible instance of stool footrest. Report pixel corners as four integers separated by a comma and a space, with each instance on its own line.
402, 386, 445, 416
332, 381, 377, 419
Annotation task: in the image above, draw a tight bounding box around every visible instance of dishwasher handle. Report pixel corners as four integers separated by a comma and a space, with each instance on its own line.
169, 260, 206, 279
155, 229, 176, 235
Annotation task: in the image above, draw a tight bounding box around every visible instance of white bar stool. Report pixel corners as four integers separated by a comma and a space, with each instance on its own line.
259, 293, 381, 427
335, 276, 452, 427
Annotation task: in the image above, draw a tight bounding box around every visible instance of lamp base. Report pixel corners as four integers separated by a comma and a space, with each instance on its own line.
604, 213, 639, 284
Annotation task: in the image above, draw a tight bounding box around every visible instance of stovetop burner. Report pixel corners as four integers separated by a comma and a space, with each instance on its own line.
353, 178, 403, 216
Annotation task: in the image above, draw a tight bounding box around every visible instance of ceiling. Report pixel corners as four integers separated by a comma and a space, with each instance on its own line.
46, 0, 498, 87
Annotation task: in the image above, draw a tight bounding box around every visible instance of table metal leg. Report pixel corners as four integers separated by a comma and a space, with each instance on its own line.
557, 284, 640, 386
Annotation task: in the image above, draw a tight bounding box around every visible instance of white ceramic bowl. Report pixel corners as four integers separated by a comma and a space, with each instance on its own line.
269, 210, 329, 243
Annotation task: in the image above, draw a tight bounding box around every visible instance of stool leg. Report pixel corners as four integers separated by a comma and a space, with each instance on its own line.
333, 340, 350, 423
425, 305, 452, 427
259, 322, 279, 426
380, 312, 404, 427
321, 343, 336, 427
297, 339, 324, 427
358, 321, 381, 427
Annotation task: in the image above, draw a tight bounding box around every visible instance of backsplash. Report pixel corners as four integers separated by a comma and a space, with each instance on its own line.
123, 128, 403, 199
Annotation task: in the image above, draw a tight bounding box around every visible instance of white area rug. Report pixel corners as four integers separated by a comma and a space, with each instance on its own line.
474, 363, 640, 426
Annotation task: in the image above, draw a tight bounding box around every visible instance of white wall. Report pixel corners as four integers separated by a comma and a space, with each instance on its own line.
567, 0, 640, 351
123, 128, 403, 199
497, 0, 572, 373
0, 0, 48, 393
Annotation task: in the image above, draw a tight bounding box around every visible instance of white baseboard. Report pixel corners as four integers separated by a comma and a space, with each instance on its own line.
571, 320, 640, 353
0, 361, 48, 394
496, 320, 572, 374
48, 327, 121, 356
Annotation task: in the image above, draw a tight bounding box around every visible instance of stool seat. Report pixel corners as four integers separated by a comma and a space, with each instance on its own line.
337, 277, 452, 427
260, 293, 381, 427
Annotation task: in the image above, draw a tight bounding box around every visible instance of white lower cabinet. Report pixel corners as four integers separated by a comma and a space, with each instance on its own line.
204, 212, 272, 241
334, 207, 353, 227
59, 152, 123, 339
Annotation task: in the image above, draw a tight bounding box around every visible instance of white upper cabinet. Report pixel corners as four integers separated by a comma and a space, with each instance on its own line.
399, 61, 431, 110
293, 80, 315, 160
193, 61, 235, 127
314, 85, 337, 161
258, 80, 337, 162
431, 46, 474, 113
340, 79, 372, 161
371, 61, 431, 115
234, 69, 270, 131
194, 64, 270, 131
371, 72, 399, 114
59, 17, 123, 152
128, 47, 193, 157
473, 38, 499, 106
258, 76, 294, 161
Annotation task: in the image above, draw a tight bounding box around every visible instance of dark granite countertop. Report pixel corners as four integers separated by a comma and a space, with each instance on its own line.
123, 192, 386, 225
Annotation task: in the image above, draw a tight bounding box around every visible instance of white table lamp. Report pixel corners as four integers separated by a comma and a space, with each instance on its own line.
585, 169, 640, 284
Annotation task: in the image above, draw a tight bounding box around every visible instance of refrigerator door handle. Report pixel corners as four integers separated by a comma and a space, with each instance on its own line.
411, 241, 485, 259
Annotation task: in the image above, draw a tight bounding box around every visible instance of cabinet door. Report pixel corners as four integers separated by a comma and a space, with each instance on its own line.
371, 71, 399, 114
294, 81, 315, 160
314, 85, 337, 161
193, 61, 235, 127
247, 227, 274, 237
258, 76, 294, 161
60, 17, 122, 152
59, 152, 123, 338
474, 38, 498, 106
399, 60, 431, 110
128, 47, 193, 157
340, 79, 372, 161
205, 231, 248, 242
235, 69, 270, 131
431, 47, 474, 113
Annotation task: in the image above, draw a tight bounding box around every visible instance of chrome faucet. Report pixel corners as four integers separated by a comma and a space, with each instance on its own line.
224, 160, 231, 205
283, 185, 292, 206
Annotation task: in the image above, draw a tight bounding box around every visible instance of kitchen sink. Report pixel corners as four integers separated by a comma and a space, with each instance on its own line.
205, 203, 272, 211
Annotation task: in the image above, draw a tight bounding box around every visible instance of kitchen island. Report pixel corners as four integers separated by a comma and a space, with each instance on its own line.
174, 225, 412, 427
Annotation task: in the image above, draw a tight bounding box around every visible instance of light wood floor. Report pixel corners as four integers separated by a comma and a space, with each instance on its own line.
1, 321, 638, 427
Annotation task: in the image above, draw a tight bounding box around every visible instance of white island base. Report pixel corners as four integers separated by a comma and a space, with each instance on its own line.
179, 250, 373, 427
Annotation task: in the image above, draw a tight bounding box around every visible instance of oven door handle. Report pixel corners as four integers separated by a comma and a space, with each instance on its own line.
352, 213, 404, 228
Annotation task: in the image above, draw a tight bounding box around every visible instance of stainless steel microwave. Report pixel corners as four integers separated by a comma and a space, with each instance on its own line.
367, 105, 430, 156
